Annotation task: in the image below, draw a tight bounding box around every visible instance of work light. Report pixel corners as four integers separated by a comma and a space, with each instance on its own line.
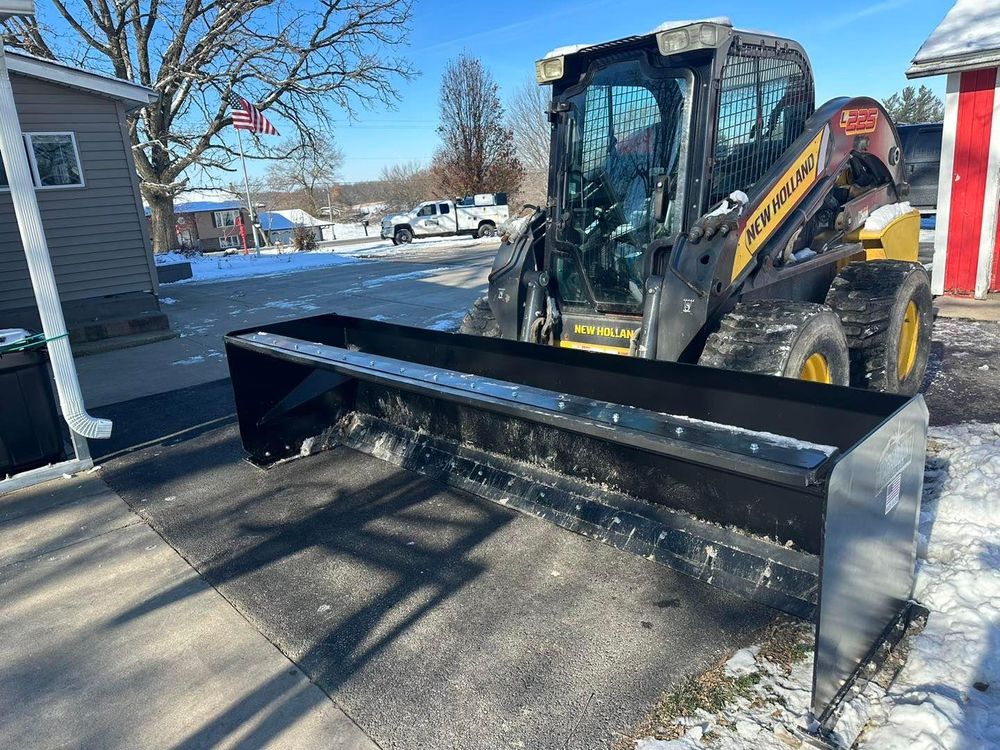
656, 23, 726, 56
535, 56, 565, 85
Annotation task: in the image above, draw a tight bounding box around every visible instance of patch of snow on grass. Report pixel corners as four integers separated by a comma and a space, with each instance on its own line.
159, 296, 178, 305
633, 425, 1000, 750
160, 248, 360, 285
858, 423, 1000, 750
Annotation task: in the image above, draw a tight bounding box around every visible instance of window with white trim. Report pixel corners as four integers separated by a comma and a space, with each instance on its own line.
218, 235, 243, 249
25, 133, 84, 188
213, 209, 240, 227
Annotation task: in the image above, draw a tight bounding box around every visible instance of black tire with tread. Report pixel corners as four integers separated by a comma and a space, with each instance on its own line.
825, 260, 932, 395
477, 222, 496, 238
395, 227, 413, 244
458, 296, 501, 337
700, 300, 850, 385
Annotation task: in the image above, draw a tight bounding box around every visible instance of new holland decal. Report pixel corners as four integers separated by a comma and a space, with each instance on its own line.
731, 130, 825, 282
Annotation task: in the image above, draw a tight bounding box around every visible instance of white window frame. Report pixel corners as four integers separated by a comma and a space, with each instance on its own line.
218, 234, 243, 250
214, 209, 240, 228
24, 131, 85, 190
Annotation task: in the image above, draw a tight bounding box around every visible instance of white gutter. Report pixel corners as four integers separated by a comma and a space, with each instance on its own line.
0, 49, 111, 440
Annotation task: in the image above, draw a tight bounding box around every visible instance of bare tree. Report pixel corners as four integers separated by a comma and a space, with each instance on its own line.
3, 1, 414, 251
506, 78, 550, 208
432, 54, 523, 197
379, 160, 435, 211
883, 85, 945, 125
265, 134, 344, 216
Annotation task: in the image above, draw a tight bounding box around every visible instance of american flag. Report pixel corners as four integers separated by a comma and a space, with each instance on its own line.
226, 92, 279, 136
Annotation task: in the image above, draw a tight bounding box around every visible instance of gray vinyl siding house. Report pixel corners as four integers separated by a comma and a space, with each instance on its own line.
0, 51, 168, 346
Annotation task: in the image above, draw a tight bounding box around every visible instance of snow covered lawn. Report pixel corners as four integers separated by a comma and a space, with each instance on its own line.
154, 248, 361, 284
633, 424, 1000, 750
154, 236, 497, 285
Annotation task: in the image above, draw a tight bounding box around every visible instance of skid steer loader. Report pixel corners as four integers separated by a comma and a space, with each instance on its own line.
225, 19, 930, 744
464, 19, 932, 395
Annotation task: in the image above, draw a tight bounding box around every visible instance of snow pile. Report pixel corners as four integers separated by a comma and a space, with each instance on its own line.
864, 201, 917, 232
542, 43, 595, 59
328, 223, 374, 240
543, 17, 732, 60
650, 17, 732, 34
153, 251, 191, 266
157, 248, 360, 284
859, 423, 1000, 749
633, 424, 1000, 750
910, 0, 1000, 69
635, 639, 822, 750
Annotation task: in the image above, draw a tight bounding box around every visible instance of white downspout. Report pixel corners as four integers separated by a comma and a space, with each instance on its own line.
0, 49, 111, 440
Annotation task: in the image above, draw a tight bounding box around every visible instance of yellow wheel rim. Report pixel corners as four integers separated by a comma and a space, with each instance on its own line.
799, 353, 832, 383
897, 301, 920, 380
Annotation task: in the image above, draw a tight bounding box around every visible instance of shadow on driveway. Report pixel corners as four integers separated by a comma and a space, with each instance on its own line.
98, 384, 774, 750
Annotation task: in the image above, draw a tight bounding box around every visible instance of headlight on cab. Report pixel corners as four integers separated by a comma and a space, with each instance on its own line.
535, 56, 564, 85
656, 22, 726, 56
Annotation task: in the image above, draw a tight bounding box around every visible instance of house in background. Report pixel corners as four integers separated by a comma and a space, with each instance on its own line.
259, 208, 331, 244
160, 199, 252, 251
0, 50, 172, 350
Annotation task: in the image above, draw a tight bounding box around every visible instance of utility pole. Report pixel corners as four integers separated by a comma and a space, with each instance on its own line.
327, 184, 336, 240
236, 128, 262, 250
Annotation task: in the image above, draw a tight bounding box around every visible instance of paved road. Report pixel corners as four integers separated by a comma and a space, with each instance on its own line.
77, 239, 497, 407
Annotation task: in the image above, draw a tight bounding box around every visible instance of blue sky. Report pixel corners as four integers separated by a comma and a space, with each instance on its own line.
323, 0, 952, 183
31, 0, 954, 185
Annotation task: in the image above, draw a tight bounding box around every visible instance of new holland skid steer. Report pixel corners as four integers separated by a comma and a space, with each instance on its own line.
462, 19, 932, 395
225, 19, 930, 744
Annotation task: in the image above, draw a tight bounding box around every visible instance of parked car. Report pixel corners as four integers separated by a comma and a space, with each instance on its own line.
381, 193, 509, 244
897, 122, 943, 213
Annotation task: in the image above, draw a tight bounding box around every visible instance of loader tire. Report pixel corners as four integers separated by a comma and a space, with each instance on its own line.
458, 296, 501, 337
825, 260, 932, 395
700, 300, 850, 385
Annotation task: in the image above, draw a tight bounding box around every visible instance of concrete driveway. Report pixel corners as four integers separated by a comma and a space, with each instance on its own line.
77, 239, 498, 407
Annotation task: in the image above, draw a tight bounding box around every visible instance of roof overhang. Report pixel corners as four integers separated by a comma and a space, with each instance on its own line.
907, 0, 1000, 79
0, 0, 34, 21
908, 51, 1000, 79
4, 49, 157, 110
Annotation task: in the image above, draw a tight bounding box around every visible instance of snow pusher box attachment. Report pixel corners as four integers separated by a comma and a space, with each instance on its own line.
225, 314, 928, 732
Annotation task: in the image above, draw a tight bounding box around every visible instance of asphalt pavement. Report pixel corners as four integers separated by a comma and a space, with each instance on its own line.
99, 404, 773, 750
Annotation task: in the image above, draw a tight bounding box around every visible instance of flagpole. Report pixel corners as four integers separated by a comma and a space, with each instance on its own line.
235, 128, 260, 250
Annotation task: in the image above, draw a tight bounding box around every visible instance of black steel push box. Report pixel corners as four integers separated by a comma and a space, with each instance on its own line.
225, 314, 928, 732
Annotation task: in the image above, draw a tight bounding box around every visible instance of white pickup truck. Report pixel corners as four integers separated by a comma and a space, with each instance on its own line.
380, 193, 509, 244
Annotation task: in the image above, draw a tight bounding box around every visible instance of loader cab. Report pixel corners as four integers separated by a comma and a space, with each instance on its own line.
536, 21, 814, 319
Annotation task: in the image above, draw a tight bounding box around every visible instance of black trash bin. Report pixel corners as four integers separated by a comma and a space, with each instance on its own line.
0, 331, 65, 477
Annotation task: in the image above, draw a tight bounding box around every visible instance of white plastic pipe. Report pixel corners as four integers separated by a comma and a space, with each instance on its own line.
0, 49, 111, 440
